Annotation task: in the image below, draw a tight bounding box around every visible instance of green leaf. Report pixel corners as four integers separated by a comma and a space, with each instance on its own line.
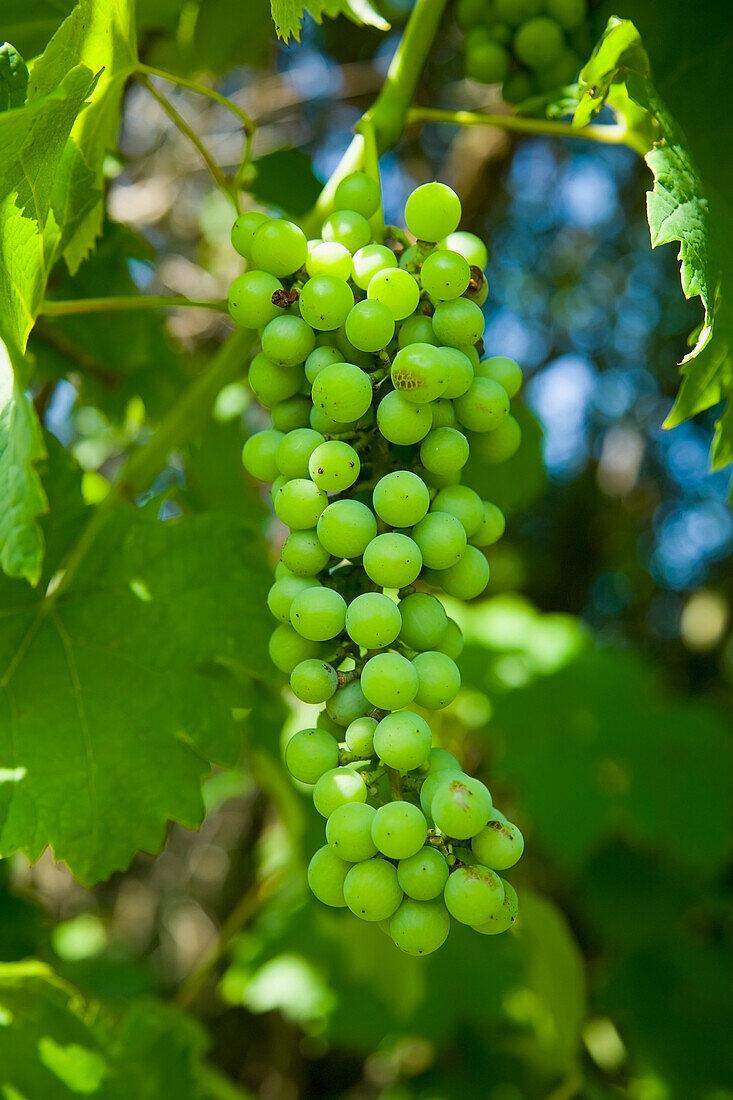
0, 960, 222, 1098
28, 0, 138, 272
269, 0, 387, 42
0, 340, 48, 585
0, 43, 29, 110
0, 446, 274, 883
250, 148, 323, 217
0, 4, 77, 61
472, 632, 732, 872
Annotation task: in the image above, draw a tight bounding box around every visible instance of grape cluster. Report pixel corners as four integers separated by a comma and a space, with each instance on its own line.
458, 0, 591, 104
231, 174, 524, 955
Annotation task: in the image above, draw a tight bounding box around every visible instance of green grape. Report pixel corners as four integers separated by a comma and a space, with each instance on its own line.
345, 299, 395, 352
502, 69, 535, 105
269, 624, 324, 674
261, 315, 315, 368
228, 270, 283, 329
390, 897, 451, 955
307, 845, 350, 907
298, 275, 354, 331
412, 651, 461, 710
274, 560, 295, 579
430, 773, 493, 839
453, 377, 509, 432
290, 659, 339, 704
534, 47, 582, 92
345, 591, 402, 649
326, 801, 378, 861
333, 171, 381, 219
439, 231, 488, 270
242, 429, 285, 481
464, 30, 511, 84
440, 347, 475, 399
420, 427, 470, 475
274, 478, 328, 529
251, 218, 308, 276
494, 0, 544, 23
398, 314, 436, 347
305, 345, 343, 384
248, 352, 302, 408
363, 532, 422, 589
276, 428, 325, 478
405, 182, 461, 242
372, 470, 430, 528
423, 470, 461, 492
310, 406, 355, 434
317, 499, 377, 559
267, 574, 321, 622
391, 343, 448, 404
326, 679, 371, 727
308, 440, 361, 491
431, 484, 485, 536
231, 210, 268, 259
322, 209, 371, 253
420, 249, 471, 300
377, 390, 433, 445
435, 545, 490, 600
398, 592, 448, 651
271, 395, 312, 432
311, 362, 373, 423
444, 864, 504, 924
470, 502, 505, 547
430, 399, 458, 429
411, 512, 467, 570
488, 20, 513, 44
334, 327, 376, 372
313, 766, 367, 817
436, 618, 465, 660
456, 0, 491, 29
471, 414, 522, 462
514, 16, 565, 68
373, 710, 432, 771
281, 529, 331, 576
432, 297, 484, 347
476, 355, 522, 397
420, 768, 457, 816
471, 816, 524, 869
343, 858, 403, 921
345, 715, 378, 757
425, 747, 462, 774
352, 244, 398, 290
371, 801, 428, 860
546, 0, 585, 29
290, 585, 347, 641
367, 268, 420, 320
397, 848, 450, 900
306, 240, 353, 281
473, 878, 518, 934
460, 343, 481, 369
285, 726, 339, 783
361, 652, 419, 711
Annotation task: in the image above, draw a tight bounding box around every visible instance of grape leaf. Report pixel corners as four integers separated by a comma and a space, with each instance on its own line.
28, 0, 138, 273
0, 42, 28, 110
269, 0, 388, 43
0, 960, 226, 1099
0, 446, 274, 883
573, 15, 733, 471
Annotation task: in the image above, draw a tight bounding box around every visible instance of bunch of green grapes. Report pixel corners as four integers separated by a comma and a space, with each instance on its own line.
457, 0, 591, 104
231, 174, 524, 956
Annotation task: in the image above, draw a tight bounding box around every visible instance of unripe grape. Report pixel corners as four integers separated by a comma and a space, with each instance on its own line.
431, 484, 485, 536
306, 240, 353, 281
326, 680, 371, 727
465, 30, 511, 84
298, 275, 354, 331
367, 268, 420, 320
308, 440, 360, 491
405, 182, 461, 242
503, 70, 536, 105
285, 727, 339, 783
290, 659, 339, 704
398, 314, 436, 347
269, 624, 324, 674
345, 716, 378, 757
546, 0, 585, 28
440, 347, 475, 399
411, 512, 467, 570
439, 231, 488, 270
290, 585, 347, 641
430, 774, 493, 839
251, 218, 308, 276
471, 414, 522, 462
371, 801, 428, 860
514, 16, 565, 69
305, 345, 343, 383
267, 575, 321, 623
333, 171, 381, 218
326, 801, 378, 862
313, 766, 368, 817
397, 847, 450, 900
398, 592, 449, 651
311, 362, 373, 423
476, 355, 522, 398
430, 399, 458, 429
473, 879, 519, 934
377, 390, 433, 445
345, 592, 402, 649
454, 377, 509, 432
322, 209, 371, 253
308, 845, 350, 907
373, 710, 432, 771
281, 529, 331, 576
471, 816, 525, 869
242, 429, 285, 481
345, 299, 395, 352
352, 243, 398, 290
317, 499, 377, 559
432, 298, 484, 347
390, 898, 451, 955
343, 858, 403, 921
443, 864, 505, 924
436, 618, 465, 660
231, 210, 268, 259
412, 651, 461, 710
391, 343, 448, 404
363, 532, 422, 589
228, 270, 283, 329
274, 478, 327, 530
420, 427, 470, 474
361, 652, 419, 711
271, 395, 311, 432
470, 502, 506, 547
372, 470, 430, 528
435, 545, 490, 600
420, 249, 471, 300
276, 428, 325, 478
261, 315, 315, 368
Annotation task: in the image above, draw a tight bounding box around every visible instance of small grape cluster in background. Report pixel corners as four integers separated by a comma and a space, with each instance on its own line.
230, 174, 524, 955
458, 0, 592, 104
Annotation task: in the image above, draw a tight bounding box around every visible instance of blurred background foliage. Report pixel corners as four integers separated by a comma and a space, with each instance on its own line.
3, 1, 732, 1098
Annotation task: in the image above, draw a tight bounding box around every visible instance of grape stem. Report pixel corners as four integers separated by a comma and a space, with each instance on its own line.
388, 768, 404, 800
39, 296, 228, 317
406, 106, 650, 156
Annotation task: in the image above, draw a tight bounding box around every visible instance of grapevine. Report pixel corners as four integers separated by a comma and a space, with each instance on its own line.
233, 175, 525, 956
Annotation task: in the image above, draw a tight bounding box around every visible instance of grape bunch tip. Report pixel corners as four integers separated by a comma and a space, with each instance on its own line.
232, 174, 524, 957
